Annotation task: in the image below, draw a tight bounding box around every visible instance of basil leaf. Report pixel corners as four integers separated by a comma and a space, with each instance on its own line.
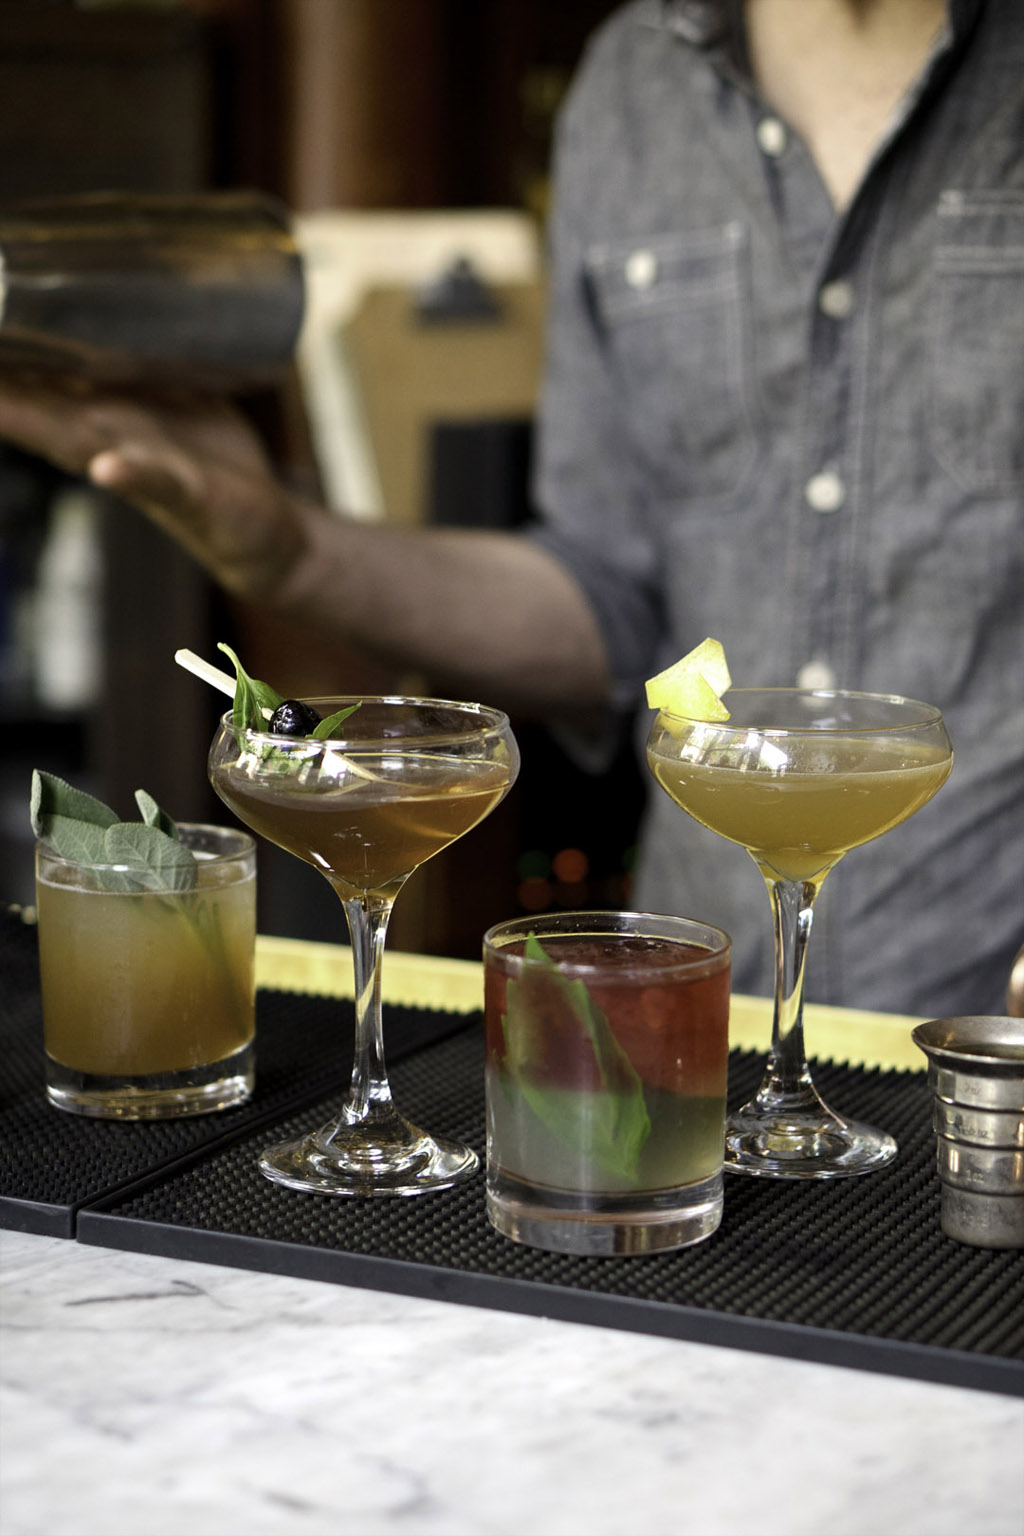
217, 641, 284, 732
214, 643, 362, 741
31, 770, 117, 842
311, 703, 362, 740
514, 1083, 649, 1184
501, 933, 651, 1182
252, 679, 286, 715
134, 788, 177, 838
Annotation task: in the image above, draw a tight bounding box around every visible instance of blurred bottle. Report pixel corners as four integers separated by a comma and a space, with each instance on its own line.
33, 486, 103, 711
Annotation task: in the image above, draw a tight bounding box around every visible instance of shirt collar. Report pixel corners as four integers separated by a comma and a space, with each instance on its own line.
659, 0, 730, 48
658, 0, 986, 52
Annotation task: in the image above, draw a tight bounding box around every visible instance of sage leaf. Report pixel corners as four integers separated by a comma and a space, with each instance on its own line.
36, 814, 111, 868
103, 823, 199, 893
502, 932, 652, 1183
31, 770, 117, 842
134, 788, 177, 838
31, 769, 198, 895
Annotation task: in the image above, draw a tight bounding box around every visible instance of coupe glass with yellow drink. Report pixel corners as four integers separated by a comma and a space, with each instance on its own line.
646, 661, 953, 1178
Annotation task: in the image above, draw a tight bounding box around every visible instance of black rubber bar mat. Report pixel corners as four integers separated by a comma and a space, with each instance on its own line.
0, 908, 471, 1236
76, 1024, 1024, 1399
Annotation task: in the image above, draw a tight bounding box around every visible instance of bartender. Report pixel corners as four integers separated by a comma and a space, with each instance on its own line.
0, 0, 1020, 1017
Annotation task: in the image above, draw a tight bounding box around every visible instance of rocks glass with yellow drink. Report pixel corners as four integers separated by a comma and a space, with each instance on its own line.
645, 643, 953, 1178
34, 775, 256, 1119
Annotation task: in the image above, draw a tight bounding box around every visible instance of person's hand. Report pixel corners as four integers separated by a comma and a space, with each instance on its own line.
0, 375, 306, 600
0, 374, 612, 715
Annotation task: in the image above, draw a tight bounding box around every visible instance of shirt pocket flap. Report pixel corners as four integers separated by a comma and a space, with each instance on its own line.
586, 223, 746, 323
582, 223, 760, 501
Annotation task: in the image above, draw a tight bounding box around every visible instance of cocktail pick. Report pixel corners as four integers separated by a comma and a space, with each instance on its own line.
174, 648, 272, 718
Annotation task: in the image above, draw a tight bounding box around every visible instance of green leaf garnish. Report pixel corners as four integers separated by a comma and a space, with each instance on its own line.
102, 823, 198, 893
134, 787, 177, 838
311, 703, 362, 740
31, 771, 117, 842
217, 641, 284, 732
501, 932, 651, 1182
31, 770, 197, 894
201, 643, 361, 741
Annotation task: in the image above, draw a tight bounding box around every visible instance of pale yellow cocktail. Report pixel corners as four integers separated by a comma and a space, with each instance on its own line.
647, 687, 953, 1178
649, 738, 952, 883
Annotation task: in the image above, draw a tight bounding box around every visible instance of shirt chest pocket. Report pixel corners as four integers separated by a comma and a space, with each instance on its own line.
585, 223, 762, 501
930, 191, 1024, 495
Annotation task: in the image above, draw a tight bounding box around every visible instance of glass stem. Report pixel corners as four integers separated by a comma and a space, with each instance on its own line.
756, 874, 832, 1119
337, 889, 398, 1128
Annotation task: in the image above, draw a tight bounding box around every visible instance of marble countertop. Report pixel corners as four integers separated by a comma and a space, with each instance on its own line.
3, 1227, 1022, 1536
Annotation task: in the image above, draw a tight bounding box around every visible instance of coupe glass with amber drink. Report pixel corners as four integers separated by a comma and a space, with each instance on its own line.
210, 695, 519, 1195
647, 688, 953, 1178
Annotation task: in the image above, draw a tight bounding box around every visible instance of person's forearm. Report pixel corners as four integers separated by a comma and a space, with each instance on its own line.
0, 378, 611, 717
275, 496, 611, 717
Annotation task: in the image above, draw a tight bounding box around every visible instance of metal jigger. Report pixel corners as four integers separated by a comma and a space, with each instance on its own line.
912, 1016, 1024, 1250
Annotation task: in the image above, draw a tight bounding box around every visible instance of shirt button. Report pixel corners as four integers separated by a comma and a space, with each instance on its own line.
797, 660, 837, 691
805, 470, 845, 512
625, 249, 658, 290
819, 279, 854, 319
756, 117, 788, 157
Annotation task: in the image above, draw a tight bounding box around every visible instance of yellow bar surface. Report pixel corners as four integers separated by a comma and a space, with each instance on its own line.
256, 934, 927, 1073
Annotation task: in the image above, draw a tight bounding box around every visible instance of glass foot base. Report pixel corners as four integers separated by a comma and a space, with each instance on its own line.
259, 1119, 479, 1197
486, 1169, 723, 1255
45, 1044, 254, 1120
725, 1107, 897, 1179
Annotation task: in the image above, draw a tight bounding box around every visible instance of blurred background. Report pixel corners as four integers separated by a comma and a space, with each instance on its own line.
0, 0, 646, 955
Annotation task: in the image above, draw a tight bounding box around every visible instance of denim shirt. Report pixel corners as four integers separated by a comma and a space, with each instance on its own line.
530, 0, 1024, 1015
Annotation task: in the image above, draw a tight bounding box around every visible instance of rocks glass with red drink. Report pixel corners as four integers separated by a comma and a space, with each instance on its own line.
483, 910, 731, 1254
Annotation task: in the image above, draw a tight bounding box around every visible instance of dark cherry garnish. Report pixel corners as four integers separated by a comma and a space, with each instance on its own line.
269, 699, 322, 737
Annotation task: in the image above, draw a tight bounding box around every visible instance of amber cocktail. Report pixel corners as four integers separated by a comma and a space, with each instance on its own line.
210, 695, 519, 1195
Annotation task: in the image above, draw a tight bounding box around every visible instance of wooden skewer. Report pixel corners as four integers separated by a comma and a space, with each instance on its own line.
173, 648, 272, 718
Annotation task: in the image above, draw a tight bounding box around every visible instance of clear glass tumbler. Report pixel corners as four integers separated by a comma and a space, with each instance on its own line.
36, 823, 256, 1118
483, 910, 731, 1255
